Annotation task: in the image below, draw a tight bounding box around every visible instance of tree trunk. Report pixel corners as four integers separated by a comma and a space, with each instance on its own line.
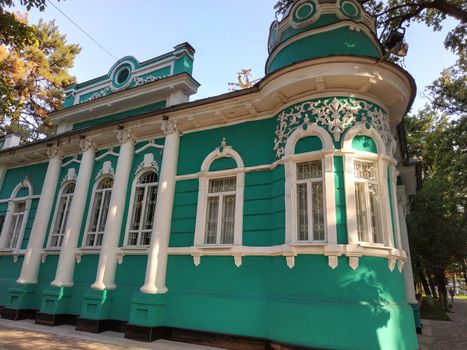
435, 269, 449, 311
428, 274, 439, 299
461, 259, 467, 287
415, 260, 433, 304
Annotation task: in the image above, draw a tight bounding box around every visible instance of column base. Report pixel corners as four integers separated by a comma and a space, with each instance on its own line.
409, 302, 422, 334
36, 285, 73, 326
125, 292, 167, 341
76, 318, 126, 333
1, 284, 38, 320
75, 289, 115, 333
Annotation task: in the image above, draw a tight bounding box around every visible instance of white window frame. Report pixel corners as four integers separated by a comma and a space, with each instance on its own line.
124, 168, 158, 247
194, 140, 244, 247
0, 179, 33, 252
47, 181, 75, 248
283, 122, 337, 245
342, 123, 394, 247
82, 176, 114, 248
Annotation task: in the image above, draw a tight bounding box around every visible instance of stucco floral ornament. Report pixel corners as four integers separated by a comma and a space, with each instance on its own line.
273, 97, 395, 158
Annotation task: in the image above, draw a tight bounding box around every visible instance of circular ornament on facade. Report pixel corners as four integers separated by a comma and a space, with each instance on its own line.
110, 62, 134, 91
268, 21, 281, 53
339, 0, 361, 20
290, 0, 320, 29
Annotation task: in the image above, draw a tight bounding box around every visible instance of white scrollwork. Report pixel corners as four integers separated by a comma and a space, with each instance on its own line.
133, 73, 169, 87
273, 97, 395, 158
79, 86, 111, 104
135, 153, 159, 174
96, 161, 115, 179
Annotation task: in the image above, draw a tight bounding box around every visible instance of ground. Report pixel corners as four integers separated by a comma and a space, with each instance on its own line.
0, 300, 466, 350
418, 297, 467, 350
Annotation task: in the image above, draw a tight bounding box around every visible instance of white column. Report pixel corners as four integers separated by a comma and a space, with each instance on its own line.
17, 146, 62, 284
398, 197, 418, 304
51, 138, 95, 287
91, 129, 135, 290
140, 120, 180, 294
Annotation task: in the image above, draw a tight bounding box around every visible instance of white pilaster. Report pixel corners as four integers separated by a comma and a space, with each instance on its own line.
51, 138, 95, 287
17, 146, 63, 284
140, 120, 180, 294
91, 129, 135, 290
397, 191, 417, 304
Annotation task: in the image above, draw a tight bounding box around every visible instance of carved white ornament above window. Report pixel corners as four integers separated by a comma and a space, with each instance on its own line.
135, 153, 159, 175
96, 161, 115, 179
61, 168, 77, 185
273, 97, 395, 158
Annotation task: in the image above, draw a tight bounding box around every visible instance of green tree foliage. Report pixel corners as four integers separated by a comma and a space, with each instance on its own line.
405, 108, 466, 309
1, 1, 80, 140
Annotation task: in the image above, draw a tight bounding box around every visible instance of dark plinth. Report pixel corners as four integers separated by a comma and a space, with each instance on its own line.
124, 324, 169, 342
0, 307, 36, 321
75, 318, 126, 333
35, 312, 77, 326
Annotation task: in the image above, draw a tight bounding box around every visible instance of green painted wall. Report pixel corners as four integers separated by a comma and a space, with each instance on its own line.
0, 162, 48, 199
352, 135, 377, 153
294, 135, 322, 154
0, 256, 23, 305
268, 27, 381, 73
334, 156, 348, 244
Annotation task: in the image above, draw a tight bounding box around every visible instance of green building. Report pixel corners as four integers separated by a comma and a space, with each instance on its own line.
0, 1, 420, 349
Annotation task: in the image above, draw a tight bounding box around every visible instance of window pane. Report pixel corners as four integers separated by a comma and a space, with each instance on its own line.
86, 233, 95, 246
368, 183, 382, 244
355, 182, 368, 242
138, 171, 157, 184
98, 177, 114, 189
53, 198, 67, 235
142, 185, 157, 230
130, 188, 145, 230
141, 231, 151, 246
297, 161, 322, 180
221, 195, 235, 244
205, 196, 219, 244
98, 190, 112, 232
297, 183, 308, 241
89, 192, 103, 233
128, 232, 138, 246
208, 177, 236, 193
312, 182, 325, 241
64, 183, 75, 194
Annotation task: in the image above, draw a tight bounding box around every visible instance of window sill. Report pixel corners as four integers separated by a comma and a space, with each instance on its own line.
288, 242, 327, 246
194, 244, 235, 250
43, 248, 61, 253
120, 246, 149, 251
78, 247, 101, 254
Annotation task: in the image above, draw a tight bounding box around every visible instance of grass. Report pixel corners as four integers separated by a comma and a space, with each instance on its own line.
420, 297, 451, 321
455, 295, 467, 300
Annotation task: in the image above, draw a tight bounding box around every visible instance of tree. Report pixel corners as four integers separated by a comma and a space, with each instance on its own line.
1, 13, 80, 140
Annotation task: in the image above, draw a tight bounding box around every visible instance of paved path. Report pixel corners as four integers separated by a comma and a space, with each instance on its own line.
418, 297, 467, 350
0, 318, 223, 350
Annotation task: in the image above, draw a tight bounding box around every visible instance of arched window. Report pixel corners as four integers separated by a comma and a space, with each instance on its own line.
0, 178, 33, 251
126, 170, 158, 246
84, 177, 113, 247
194, 139, 244, 247
342, 123, 394, 247
49, 182, 75, 248
283, 122, 337, 245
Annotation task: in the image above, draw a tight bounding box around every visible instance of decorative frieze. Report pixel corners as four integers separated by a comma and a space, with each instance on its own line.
273, 97, 395, 158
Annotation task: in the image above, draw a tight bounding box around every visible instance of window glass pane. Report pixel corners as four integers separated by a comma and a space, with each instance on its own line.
205, 196, 219, 244
98, 177, 114, 189
355, 182, 368, 242
221, 195, 235, 244
297, 183, 308, 241
130, 188, 145, 230
297, 160, 322, 180
138, 171, 157, 184
142, 185, 157, 230
312, 182, 325, 241
89, 192, 103, 233
98, 190, 112, 232
368, 183, 382, 243
96, 233, 104, 246
208, 177, 236, 193
86, 233, 95, 246
14, 202, 26, 213
64, 183, 75, 194
128, 232, 138, 246
141, 231, 151, 246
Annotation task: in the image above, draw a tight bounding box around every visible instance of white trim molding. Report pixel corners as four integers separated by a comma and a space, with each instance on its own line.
194, 138, 245, 247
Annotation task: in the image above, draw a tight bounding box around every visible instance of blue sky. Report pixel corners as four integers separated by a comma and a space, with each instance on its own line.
21, 0, 458, 112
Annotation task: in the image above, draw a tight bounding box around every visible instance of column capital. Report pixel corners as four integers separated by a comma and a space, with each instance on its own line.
161, 119, 181, 136
46, 145, 63, 159
79, 137, 96, 153
117, 128, 136, 145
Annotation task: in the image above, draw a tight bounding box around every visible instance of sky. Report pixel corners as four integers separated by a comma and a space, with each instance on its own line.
19, 0, 458, 113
